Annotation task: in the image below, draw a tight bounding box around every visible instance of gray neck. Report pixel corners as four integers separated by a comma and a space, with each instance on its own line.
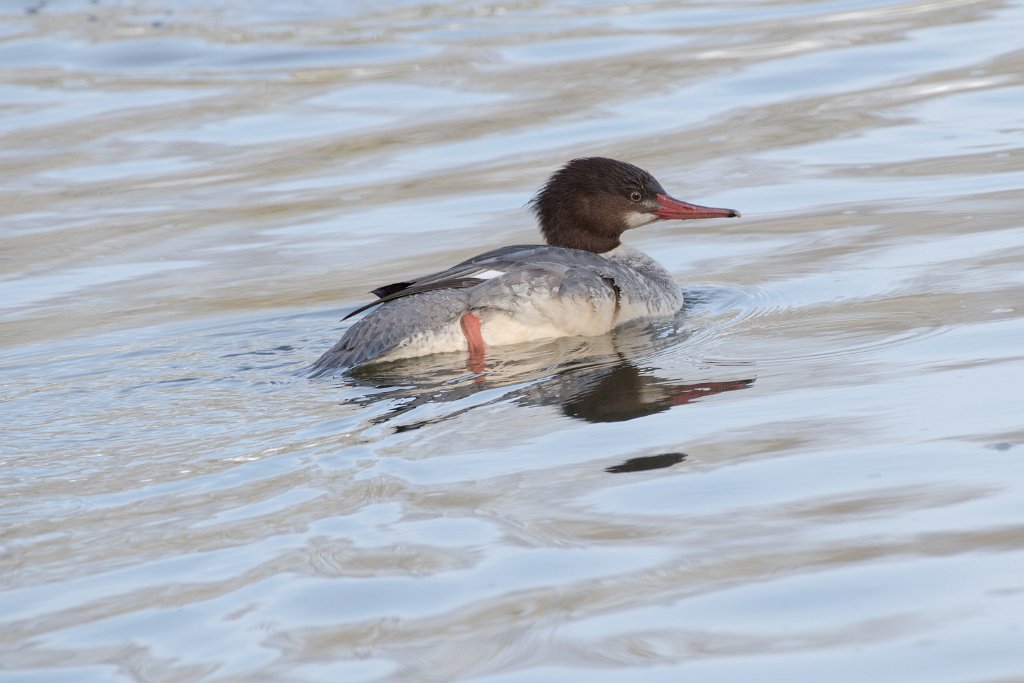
602, 244, 673, 280
601, 243, 683, 314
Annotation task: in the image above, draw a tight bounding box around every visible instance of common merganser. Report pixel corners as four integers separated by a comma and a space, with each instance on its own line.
310, 157, 740, 375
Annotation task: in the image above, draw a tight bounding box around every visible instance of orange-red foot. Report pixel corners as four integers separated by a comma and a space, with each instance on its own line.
460, 313, 486, 375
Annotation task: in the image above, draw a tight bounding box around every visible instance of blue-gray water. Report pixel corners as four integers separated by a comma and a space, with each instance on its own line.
3, 1, 1024, 681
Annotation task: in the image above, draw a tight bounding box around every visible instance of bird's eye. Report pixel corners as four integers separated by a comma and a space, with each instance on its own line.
629, 191, 642, 202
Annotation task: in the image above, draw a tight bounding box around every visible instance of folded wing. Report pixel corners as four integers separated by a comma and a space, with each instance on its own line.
344, 245, 617, 320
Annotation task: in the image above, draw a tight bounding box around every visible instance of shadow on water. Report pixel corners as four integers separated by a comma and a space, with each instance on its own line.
605, 452, 688, 474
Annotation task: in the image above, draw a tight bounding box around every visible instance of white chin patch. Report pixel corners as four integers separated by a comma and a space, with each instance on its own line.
623, 211, 657, 228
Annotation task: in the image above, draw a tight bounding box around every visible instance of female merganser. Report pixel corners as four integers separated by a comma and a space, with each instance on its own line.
310, 157, 739, 375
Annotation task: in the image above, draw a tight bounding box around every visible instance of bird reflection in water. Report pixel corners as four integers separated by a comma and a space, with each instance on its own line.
560, 363, 752, 422
330, 316, 754, 471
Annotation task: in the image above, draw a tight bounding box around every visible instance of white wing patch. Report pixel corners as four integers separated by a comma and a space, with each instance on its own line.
473, 269, 506, 280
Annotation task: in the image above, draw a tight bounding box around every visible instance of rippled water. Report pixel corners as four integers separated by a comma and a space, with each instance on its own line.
3, 0, 1024, 681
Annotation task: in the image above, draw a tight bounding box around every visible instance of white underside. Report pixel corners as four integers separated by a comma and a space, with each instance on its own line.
377, 298, 666, 363
379, 316, 610, 362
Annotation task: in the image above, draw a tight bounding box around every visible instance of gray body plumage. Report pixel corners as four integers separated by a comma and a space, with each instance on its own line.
309, 244, 683, 375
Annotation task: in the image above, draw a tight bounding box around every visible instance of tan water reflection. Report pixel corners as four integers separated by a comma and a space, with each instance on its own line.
3, 0, 1024, 681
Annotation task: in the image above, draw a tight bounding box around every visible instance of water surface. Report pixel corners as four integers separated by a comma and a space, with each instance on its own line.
3, 1, 1024, 681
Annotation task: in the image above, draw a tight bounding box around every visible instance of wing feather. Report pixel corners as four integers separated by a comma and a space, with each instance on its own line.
342, 245, 625, 320
343, 277, 487, 320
